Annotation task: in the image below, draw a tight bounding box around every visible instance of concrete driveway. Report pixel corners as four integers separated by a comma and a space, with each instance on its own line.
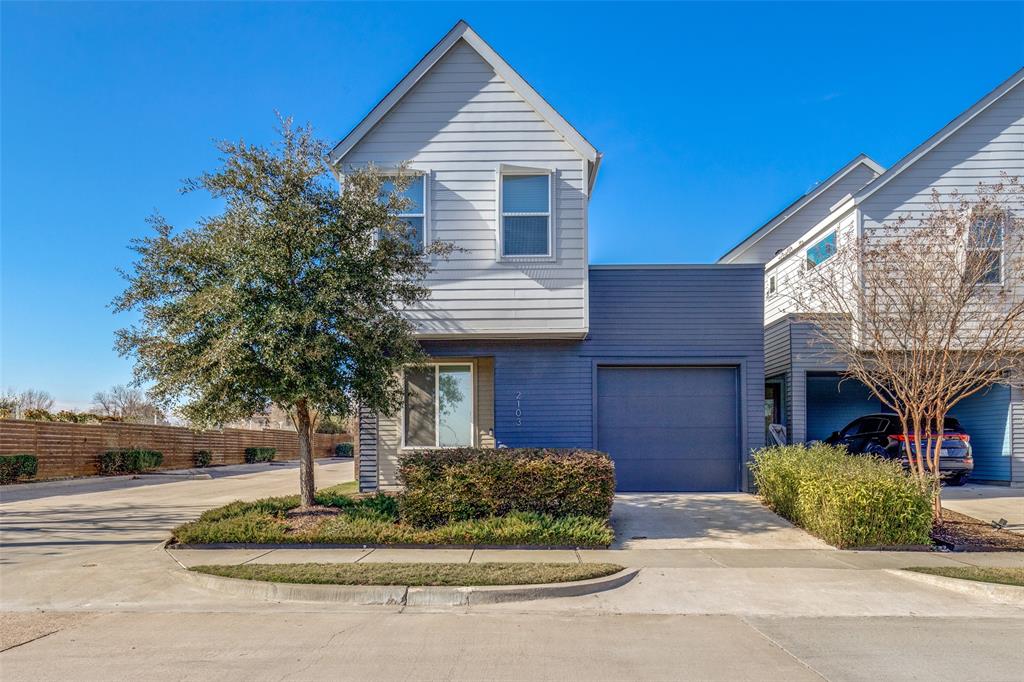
942, 484, 1024, 534
611, 492, 830, 549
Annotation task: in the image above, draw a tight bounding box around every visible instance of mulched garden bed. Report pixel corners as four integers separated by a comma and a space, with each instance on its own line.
931, 508, 1024, 551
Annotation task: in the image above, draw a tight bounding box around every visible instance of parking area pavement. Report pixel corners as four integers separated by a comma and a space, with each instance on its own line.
942, 484, 1024, 534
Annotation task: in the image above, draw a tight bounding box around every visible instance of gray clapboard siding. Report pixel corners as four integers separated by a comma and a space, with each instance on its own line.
360, 265, 766, 492
339, 39, 589, 337
860, 81, 1023, 229
357, 407, 378, 493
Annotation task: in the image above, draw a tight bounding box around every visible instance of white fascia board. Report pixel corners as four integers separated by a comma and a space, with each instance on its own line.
853, 67, 1024, 205
765, 197, 856, 272
414, 328, 588, 341
718, 154, 885, 264
328, 20, 598, 167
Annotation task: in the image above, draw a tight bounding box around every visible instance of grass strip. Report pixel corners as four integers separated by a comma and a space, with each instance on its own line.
906, 566, 1024, 587
190, 561, 624, 587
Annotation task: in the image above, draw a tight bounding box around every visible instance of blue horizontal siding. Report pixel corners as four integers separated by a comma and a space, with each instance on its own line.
420, 266, 766, 488
953, 385, 1011, 483
805, 375, 884, 442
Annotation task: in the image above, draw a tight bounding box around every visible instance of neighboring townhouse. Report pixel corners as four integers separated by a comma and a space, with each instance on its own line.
720, 68, 1024, 486
332, 21, 765, 493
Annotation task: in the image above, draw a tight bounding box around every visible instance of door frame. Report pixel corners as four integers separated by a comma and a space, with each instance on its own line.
590, 357, 750, 491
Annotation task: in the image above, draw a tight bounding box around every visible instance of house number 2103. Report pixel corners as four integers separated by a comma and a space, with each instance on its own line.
514, 392, 523, 426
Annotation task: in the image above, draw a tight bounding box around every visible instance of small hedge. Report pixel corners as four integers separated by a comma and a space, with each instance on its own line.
0, 454, 39, 484
334, 442, 354, 457
244, 447, 276, 463
398, 448, 615, 527
750, 444, 933, 548
99, 448, 164, 475
195, 450, 212, 468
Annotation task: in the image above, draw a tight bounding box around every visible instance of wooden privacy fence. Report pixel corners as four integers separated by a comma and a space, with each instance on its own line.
0, 419, 352, 480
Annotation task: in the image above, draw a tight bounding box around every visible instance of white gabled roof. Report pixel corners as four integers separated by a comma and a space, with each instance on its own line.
327, 20, 599, 167
717, 154, 885, 263
853, 67, 1024, 204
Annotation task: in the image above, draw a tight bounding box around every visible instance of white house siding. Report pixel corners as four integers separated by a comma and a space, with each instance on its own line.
724, 162, 879, 265
339, 39, 588, 338
764, 209, 856, 325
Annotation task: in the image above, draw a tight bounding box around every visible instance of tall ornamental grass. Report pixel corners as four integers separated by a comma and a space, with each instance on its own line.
750, 444, 932, 548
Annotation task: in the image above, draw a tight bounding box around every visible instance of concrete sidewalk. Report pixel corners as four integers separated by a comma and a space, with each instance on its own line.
167, 545, 1024, 570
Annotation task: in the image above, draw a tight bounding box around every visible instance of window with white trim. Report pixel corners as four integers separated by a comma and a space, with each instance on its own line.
767, 274, 777, 298
403, 364, 474, 448
501, 173, 551, 257
968, 214, 1004, 285
380, 174, 425, 252
805, 231, 836, 269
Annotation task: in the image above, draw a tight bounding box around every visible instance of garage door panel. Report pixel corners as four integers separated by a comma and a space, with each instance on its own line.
597, 395, 737, 427
597, 366, 740, 492
614, 458, 739, 493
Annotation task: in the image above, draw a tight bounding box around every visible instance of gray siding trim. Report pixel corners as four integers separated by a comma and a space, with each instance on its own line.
358, 407, 379, 492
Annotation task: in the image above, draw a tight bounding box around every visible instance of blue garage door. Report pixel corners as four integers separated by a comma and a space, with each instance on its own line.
806, 375, 884, 442
952, 385, 1011, 483
596, 366, 740, 492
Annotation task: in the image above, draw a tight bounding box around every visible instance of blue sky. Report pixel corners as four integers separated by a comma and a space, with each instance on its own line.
2, 2, 1022, 407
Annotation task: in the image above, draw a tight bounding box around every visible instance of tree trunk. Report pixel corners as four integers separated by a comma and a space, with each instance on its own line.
294, 399, 316, 508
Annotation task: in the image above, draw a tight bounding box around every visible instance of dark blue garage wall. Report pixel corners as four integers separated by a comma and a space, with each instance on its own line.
421, 265, 765, 487
805, 374, 884, 442
954, 385, 1011, 482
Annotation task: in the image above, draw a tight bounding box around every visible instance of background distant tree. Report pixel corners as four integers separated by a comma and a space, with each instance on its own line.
0, 388, 55, 419
114, 118, 451, 506
92, 384, 166, 423
790, 178, 1024, 519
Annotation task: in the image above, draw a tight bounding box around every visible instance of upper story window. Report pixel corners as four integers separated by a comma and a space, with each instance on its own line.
501, 173, 551, 257
767, 274, 777, 298
380, 174, 426, 252
806, 231, 837, 269
968, 214, 1004, 285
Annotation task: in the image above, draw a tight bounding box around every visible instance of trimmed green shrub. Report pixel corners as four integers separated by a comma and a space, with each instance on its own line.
0, 454, 39, 484
99, 448, 164, 475
750, 444, 933, 548
398, 448, 616, 527
194, 450, 212, 468
244, 447, 276, 463
334, 442, 354, 457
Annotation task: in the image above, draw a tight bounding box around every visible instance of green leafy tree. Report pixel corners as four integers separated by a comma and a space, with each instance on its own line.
114, 118, 450, 506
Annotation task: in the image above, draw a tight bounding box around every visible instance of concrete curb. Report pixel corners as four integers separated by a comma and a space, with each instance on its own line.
887, 569, 1024, 607
171, 556, 638, 606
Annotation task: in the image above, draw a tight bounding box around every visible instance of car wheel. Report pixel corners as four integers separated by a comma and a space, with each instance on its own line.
865, 444, 887, 459
945, 474, 968, 487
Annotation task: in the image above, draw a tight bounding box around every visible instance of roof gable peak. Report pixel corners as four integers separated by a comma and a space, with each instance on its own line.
328, 20, 598, 167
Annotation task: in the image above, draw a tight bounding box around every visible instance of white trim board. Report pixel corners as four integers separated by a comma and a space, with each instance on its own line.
718, 154, 885, 264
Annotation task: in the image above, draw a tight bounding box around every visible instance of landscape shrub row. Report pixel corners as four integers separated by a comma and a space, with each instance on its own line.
398, 448, 615, 527
244, 447, 277, 463
0, 454, 39, 484
99, 448, 164, 475
750, 444, 933, 548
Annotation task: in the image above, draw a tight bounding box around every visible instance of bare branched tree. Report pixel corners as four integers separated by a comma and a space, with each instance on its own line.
2, 388, 56, 418
786, 177, 1024, 519
92, 385, 166, 423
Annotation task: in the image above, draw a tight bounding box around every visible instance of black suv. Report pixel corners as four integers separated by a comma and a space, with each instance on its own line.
824, 414, 973, 486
